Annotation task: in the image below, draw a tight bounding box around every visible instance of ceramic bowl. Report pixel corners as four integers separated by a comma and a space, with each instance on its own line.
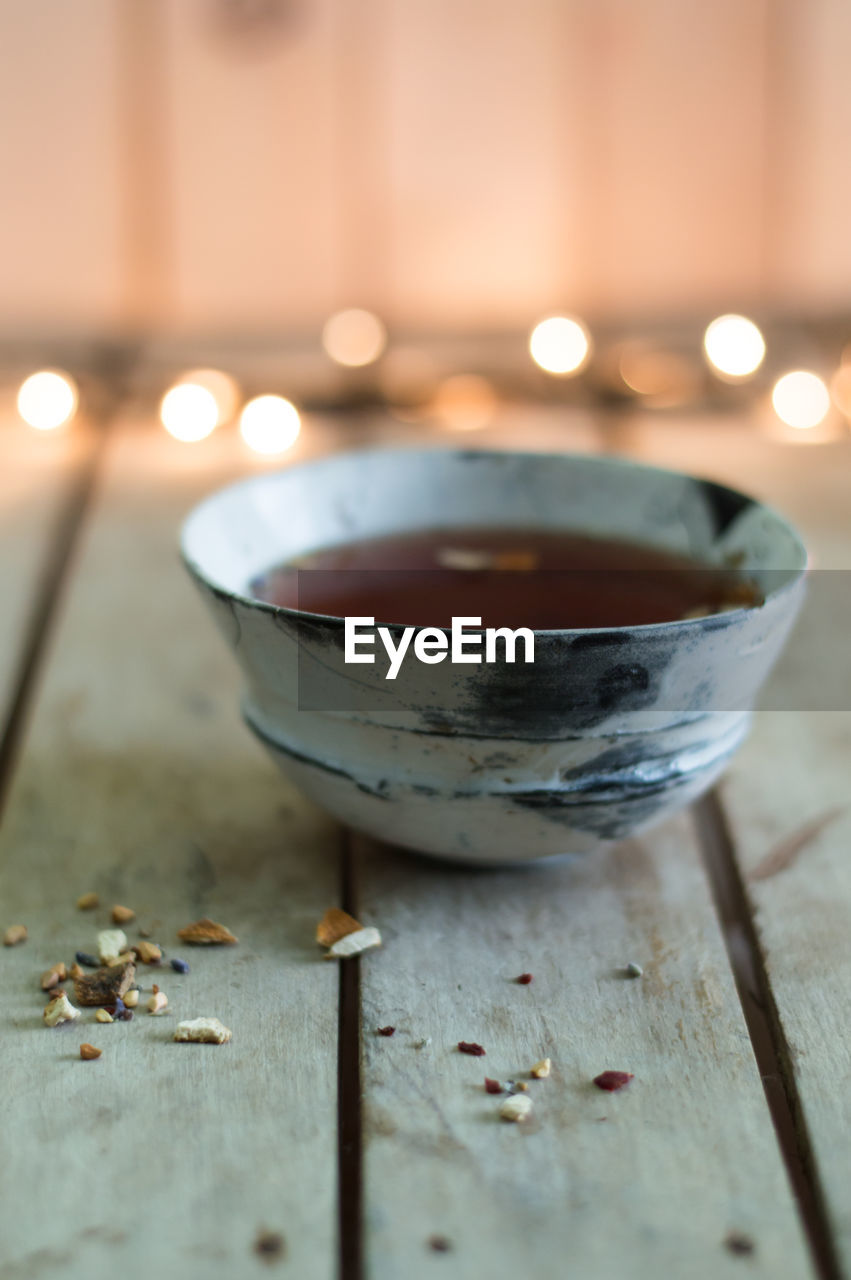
181, 447, 806, 865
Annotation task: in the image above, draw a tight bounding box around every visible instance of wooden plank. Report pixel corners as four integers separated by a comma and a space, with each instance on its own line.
356, 814, 813, 1279
0, 422, 340, 1278
0, 415, 94, 725
601, 415, 851, 1274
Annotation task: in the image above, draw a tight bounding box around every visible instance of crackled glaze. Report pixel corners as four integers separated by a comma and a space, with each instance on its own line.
181, 448, 806, 864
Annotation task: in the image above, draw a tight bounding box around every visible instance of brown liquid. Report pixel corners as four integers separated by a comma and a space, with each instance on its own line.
250, 528, 758, 629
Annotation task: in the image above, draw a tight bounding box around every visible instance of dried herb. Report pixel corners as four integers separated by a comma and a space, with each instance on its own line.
484, 1078, 502, 1094
458, 1041, 485, 1057
376, 1026, 395, 1037
515, 973, 533, 985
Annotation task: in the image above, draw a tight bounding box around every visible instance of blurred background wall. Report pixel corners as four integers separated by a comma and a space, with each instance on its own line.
2, 0, 850, 343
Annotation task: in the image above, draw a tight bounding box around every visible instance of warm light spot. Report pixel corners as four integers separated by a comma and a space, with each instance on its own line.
703, 314, 765, 379
830, 362, 851, 419
17, 370, 78, 431
322, 308, 387, 367
529, 316, 591, 375
160, 384, 219, 443
771, 371, 831, 430
177, 368, 240, 423
431, 374, 498, 431
239, 395, 301, 454
617, 343, 700, 407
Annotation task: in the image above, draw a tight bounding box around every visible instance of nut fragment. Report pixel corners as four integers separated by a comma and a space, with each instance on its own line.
76, 892, 99, 910
95, 1008, 114, 1023
177, 917, 238, 945
593, 1070, 634, 1092
43, 992, 81, 1026
326, 927, 382, 959
147, 990, 168, 1015
79, 1043, 102, 1060
132, 941, 162, 964
530, 1058, 551, 1079
73, 961, 135, 1007
40, 962, 68, 990
174, 1017, 232, 1044
97, 929, 128, 964
316, 907, 362, 948
3, 924, 27, 947
123, 988, 140, 1008
111, 904, 135, 925
69, 963, 84, 981
499, 1094, 533, 1123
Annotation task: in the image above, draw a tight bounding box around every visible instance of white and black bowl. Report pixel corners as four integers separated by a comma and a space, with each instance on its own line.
181, 448, 807, 865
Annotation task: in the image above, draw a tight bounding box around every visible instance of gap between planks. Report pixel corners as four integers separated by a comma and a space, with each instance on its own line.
0, 418, 110, 817
693, 790, 843, 1280
338, 828, 364, 1280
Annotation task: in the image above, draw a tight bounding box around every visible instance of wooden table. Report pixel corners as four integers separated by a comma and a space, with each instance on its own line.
0, 397, 848, 1280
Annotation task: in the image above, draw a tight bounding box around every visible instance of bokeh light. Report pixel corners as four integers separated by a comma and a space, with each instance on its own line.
617, 343, 701, 407
160, 383, 219, 443
322, 308, 387, 367
239, 395, 301, 455
17, 370, 78, 431
703, 314, 766, 379
176, 368, 240, 424
771, 371, 831, 430
430, 374, 498, 431
529, 316, 591, 375
830, 361, 851, 419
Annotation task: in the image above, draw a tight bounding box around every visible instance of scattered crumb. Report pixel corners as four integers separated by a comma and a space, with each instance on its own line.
170, 957, 190, 974
174, 1017, 232, 1044
593, 1071, 634, 1092
414, 1038, 432, 1050
625, 962, 643, 978
147, 990, 168, 1015
76, 892, 99, 911
69, 963, 84, 981
499, 1094, 533, 1123
177, 917, 238, 945
508, 1081, 529, 1093
515, 972, 533, 985
111, 904, 135, 925
75, 951, 99, 968
326, 927, 381, 959
316, 907, 363, 948
724, 1231, 756, 1257
44, 992, 80, 1027
95, 1009, 114, 1024
3, 924, 27, 947
133, 941, 163, 965
79, 1043, 102, 1060
428, 1235, 452, 1253
105, 996, 133, 1022
458, 1042, 485, 1057
484, 1078, 503, 1094
73, 961, 135, 1007
530, 1058, 551, 1079
376, 1026, 395, 1037
123, 989, 140, 1008
97, 929, 128, 964
40, 962, 68, 991
254, 1230, 286, 1262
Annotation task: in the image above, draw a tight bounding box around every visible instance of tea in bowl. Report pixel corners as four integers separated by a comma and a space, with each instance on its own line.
180, 447, 806, 865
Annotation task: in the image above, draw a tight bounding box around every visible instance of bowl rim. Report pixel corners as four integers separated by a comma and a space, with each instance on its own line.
180, 444, 809, 638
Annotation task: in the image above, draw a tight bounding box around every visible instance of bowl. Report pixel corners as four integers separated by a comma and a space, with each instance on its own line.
181, 447, 807, 865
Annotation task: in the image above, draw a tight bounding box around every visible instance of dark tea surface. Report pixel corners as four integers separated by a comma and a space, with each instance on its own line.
250, 528, 758, 629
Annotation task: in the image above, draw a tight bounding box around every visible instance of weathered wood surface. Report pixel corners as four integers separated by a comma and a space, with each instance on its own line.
0, 422, 340, 1279
0, 419, 93, 726
619, 417, 851, 1276
355, 813, 812, 1279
